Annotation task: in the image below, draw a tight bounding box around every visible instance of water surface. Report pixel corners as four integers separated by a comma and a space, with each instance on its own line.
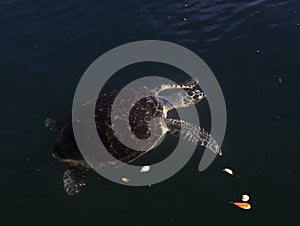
1, 0, 299, 225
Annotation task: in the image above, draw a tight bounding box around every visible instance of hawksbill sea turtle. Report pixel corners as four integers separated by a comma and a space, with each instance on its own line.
45, 79, 222, 195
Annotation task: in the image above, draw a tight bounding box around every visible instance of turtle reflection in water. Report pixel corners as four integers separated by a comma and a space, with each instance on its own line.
45, 79, 222, 195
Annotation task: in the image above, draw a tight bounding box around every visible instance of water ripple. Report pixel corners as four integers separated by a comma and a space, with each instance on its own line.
0, 0, 299, 66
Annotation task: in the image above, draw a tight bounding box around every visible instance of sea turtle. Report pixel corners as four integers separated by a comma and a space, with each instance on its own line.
45, 79, 222, 195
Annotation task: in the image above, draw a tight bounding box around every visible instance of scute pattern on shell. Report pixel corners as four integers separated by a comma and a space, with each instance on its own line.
53, 88, 166, 168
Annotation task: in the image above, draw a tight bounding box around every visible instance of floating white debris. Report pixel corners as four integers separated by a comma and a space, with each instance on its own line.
121, 177, 130, 183
140, 165, 151, 172
242, 194, 250, 202
278, 77, 282, 83
184, 4, 188, 7
183, 18, 187, 21
222, 168, 234, 175
256, 49, 261, 53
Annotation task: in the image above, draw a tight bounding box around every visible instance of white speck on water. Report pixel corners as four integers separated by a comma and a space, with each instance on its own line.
184, 4, 188, 7
242, 194, 250, 202
297, 23, 299, 26
278, 77, 282, 83
33, 168, 40, 172
140, 165, 150, 172
183, 18, 187, 21
256, 49, 261, 53
223, 167, 233, 175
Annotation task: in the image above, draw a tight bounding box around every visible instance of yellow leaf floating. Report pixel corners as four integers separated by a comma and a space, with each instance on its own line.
229, 202, 251, 210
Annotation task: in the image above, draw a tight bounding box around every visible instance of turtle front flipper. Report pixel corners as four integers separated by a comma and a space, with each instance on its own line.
165, 119, 222, 156
63, 167, 87, 195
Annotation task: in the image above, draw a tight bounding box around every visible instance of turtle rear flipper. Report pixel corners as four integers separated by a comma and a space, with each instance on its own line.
63, 167, 87, 195
44, 118, 63, 133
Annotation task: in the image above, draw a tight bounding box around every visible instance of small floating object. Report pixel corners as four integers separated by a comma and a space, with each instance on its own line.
242, 194, 250, 202
222, 168, 233, 175
278, 77, 282, 83
140, 165, 150, 172
121, 177, 130, 183
229, 202, 251, 210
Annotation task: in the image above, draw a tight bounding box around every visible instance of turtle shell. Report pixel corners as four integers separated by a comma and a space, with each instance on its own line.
52, 88, 166, 169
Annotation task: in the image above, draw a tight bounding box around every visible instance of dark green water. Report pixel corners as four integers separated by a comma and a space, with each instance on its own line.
1, 0, 299, 225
